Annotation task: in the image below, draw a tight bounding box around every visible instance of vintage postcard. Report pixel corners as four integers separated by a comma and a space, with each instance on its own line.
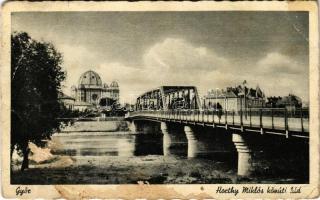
1, 1, 319, 199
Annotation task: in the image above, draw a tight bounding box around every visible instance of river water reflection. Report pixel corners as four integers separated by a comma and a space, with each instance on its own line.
51, 120, 239, 167
52, 132, 166, 157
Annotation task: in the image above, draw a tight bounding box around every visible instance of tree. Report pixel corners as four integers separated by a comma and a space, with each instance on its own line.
11, 32, 66, 171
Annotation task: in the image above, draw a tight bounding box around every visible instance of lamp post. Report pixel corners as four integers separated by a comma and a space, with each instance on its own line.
243, 80, 247, 119
215, 88, 219, 111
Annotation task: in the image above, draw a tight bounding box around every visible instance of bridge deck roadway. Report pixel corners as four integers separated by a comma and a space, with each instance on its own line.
125, 110, 309, 139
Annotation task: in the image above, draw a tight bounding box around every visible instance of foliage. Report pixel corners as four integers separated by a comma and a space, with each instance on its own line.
11, 32, 66, 171
57, 106, 96, 127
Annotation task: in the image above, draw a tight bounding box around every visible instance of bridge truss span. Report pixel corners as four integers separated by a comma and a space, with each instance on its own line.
135, 86, 202, 111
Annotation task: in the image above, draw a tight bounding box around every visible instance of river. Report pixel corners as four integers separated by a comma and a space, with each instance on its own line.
11, 120, 308, 184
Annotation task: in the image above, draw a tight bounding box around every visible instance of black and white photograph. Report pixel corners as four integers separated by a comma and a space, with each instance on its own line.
1, 1, 319, 199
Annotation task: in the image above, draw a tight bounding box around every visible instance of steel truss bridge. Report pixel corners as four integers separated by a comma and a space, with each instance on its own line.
126, 86, 309, 176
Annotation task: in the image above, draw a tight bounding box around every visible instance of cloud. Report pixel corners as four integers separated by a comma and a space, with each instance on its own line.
58, 44, 100, 92
60, 39, 309, 103
257, 52, 304, 74
143, 38, 229, 72
13, 12, 309, 103
138, 38, 233, 94
81, 38, 233, 101
237, 52, 308, 100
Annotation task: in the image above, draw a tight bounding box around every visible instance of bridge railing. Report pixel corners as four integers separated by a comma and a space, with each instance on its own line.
126, 108, 309, 137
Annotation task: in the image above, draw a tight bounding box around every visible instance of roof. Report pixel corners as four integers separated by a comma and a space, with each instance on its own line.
78, 70, 102, 86
161, 86, 197, 94
247, 86, 265, 98
205, 85, 265, 99
110, 81, 119, 88
58, 91, 75, 100
205, 89, 237, 99
78, 84, 106, 90
276, 94, 302, 106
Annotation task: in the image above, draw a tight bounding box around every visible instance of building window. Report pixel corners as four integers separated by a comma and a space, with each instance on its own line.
92, 94, 98, 101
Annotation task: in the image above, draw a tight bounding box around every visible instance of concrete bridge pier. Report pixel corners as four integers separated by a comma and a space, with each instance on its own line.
184, 126, 199, 158
128, 120, 138, 133
232, 133, 253, 176
161, 122, 173, 156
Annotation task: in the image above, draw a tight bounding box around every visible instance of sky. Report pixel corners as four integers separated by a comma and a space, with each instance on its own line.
12, 11, 309, 103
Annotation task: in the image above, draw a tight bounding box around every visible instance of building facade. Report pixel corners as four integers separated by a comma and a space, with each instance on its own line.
58, 91, 76, 110
71, 70, 120, 106
204, 85, 266, 112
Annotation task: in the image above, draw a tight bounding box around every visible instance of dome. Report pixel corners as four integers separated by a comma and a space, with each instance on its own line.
78, 70, 102, 86
110, 81, 119, 88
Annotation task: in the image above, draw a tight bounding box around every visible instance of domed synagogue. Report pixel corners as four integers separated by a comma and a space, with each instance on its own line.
71, 70, 119, 110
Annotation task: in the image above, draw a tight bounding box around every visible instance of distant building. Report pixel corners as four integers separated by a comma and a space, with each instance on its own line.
109, 81, 120, 101
265, 96, 282, 108
71, 70, 120, 110
204, 85, 265, 112
266, 94, 302, 111
73, 101, 94, 112
58, 91, 75, 110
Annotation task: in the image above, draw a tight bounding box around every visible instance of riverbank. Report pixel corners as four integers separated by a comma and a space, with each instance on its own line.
11, 150, 300, 184
13, 136, 239, 184
12, 154, 237, 184
62, 120, 129, 132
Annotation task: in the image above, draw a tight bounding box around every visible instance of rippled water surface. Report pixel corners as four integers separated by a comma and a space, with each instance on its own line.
52, 131, 166, 157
